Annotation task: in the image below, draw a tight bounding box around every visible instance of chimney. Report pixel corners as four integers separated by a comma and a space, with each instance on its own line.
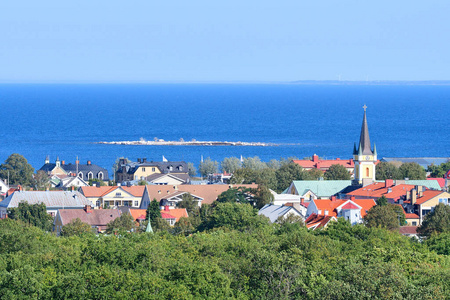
85, 205, 92, 213
312, 154, 319, 162
143, 158, 147, 163
331, 196, 336, 202
406, 190, 411, 200
350, 196, 355, 201
137, 158, 142, 163
164, 205, 170, 211
300, 197, 304, 204
87, 160, 91, 165
411, 189, 417, 205
61, 160, 65, 166
336, 158, 340, 161
285, 203, 294, 207
71, 186, 74, 192
385, 179, 394, 188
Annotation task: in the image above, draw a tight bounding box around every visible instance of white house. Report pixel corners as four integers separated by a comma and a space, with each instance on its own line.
258, 204, 305, 223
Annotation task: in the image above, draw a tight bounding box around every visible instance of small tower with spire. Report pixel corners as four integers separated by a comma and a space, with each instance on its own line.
353, 105, 377, 185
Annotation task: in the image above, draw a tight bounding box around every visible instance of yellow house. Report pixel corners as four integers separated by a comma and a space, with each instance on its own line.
415, 190, 450, 224
80, 186, 145, 208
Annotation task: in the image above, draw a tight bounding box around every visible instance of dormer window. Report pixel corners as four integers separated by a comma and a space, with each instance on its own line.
324, 210, 329, 216
178, 166, 183, 171
168, 166, 173, 171
87, 172, 93, 180
78, 172, 83, 179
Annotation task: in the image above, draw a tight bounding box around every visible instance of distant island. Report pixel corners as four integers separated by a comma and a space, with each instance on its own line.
290, 80, 450, 85
97, 138, 280, 147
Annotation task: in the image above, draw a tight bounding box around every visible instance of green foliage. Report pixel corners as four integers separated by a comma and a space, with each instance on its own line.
105, 213, 136, 234
146, 199, 161, 228
0, 153, 35, 186
252, 185, 274, 209
364, 204, 400, 230
376, 195, 388, 206
426, 231, 450, 255
7, 202, 53, 231
31, 170, 50, 191
137, 179, 147, 186
177, 193, 198, 215
198, 157, 219, 177
0, 213, 449, 299
398, 162, 426, 180
418, 203, 450, 237
324, 164, 351, 180
220, 157, 241, 173
303, 168, 324, 180
275, 162, 305, 193
88, 178, 106, 186
427, 161, 450, 178
187, 162, 197, 177
203, 202, 269, 231
242, 156, 267, 170
61, 218, 95, 237
376, 161, 401, 180
216, 187, 251, 204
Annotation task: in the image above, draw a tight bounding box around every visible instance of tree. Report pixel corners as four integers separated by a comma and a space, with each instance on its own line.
376, 195, 388, 206
417, 203, 450, 237
198, 157, 219, 177
217, 187, 251, 205
173, 217, 195, 236
398, 162, 426, 180
221, 157, 242, 173
364, 205, 400, 230
105, 213, 136, 234
61, 218, 94, 236
137, 179, 147, 186
324, 164, 351, 180
376, 162, 401, 180
275, 162, 305, 193
187, 162, 197, 177
303, 168, 324, 180
89, 178, 106, 186
203, 202, 269, 231
7, 202, 53, 231
242, 156, 267, 171
31, 170, 50, 191
177, 193, 198, 215
253, 185, 274, 209
230, 168, 257, 184
0, 153, 35, 186
146, 199, 162, 228
427, 161, 450, 178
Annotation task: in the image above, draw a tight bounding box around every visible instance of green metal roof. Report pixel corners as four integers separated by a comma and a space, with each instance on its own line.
288, 180, 353, 198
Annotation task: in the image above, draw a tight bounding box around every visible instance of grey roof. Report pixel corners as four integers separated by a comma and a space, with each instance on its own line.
0, 191, 91, 209
358, 109, 374, 155
258, 204, 302, 223
40, 162, 109, 179
381, 157, 450, 169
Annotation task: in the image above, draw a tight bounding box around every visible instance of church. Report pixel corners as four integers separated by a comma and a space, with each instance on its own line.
352, 105, 377, 186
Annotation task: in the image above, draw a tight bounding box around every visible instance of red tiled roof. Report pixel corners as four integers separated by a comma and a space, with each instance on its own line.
81, 186, 145, 198
399, 226, 418, 235
341, 202, 359, 210
305, 213, 334, 229
415, 190, 443, 205
427, 178, 446, 189
347, 182, 416, 199
145, 184, 258, 205
161, 212, 176, 219
293, 155, 354, 170
405, 213, 419, 219
162, 208, 188, 222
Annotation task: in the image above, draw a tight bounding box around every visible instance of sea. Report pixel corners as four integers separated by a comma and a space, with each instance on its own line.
0, 83, 449, 178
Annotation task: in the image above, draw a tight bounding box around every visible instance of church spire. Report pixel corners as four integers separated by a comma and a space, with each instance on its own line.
358, 105, 373, 155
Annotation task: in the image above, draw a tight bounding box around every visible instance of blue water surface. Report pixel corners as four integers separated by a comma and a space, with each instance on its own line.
0, 83, 449, 177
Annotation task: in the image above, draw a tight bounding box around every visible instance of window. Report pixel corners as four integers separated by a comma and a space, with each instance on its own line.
168, 166, 173, 171
412, 221, 417, 226
115, 192, 122, 197
366, 167, 369, 177
142, 167, 146, 172
96, 200, 101, 207
88, 172, 93, 180
318, 210, 322, 214
78, 172, 83, 179
324, 210, 328, 216
439, 198, 448, 205
178, 166, 183, 171
152, 167, 155, 172
98, 172, 103, 180
134, 201, 139, 207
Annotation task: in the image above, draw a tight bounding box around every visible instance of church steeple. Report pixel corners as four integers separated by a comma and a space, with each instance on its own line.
357, 105, 373, 155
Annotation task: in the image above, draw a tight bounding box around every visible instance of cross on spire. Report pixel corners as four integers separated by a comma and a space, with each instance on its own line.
363, 104, 367, 111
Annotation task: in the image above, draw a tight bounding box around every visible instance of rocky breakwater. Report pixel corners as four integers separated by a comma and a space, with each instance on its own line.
97, 139, 279, 146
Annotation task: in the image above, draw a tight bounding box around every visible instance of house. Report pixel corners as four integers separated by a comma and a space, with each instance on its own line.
293, 154, 354, 175
115, 158, 188, 182
125, 207, 188, 226
399, 226, 419, 239
145, 173, 190, 185
305, 214, 337, 230
258, 204, 305, 223
39, 157, 109, 182
80, 185, 145, 208
306, 196, 376, 225
140, 184, 258, 209
284, 180, 353, 200
53, 205, 121, 235
346, 179, 441, 202
0, 190, 92, 218
0, 178, 9, 199
398, 188, 450, 225
56, 176, 89, 190
207, 172, 232, 184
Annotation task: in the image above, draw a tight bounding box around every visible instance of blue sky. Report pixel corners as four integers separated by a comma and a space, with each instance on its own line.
1, 1, 449, 82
